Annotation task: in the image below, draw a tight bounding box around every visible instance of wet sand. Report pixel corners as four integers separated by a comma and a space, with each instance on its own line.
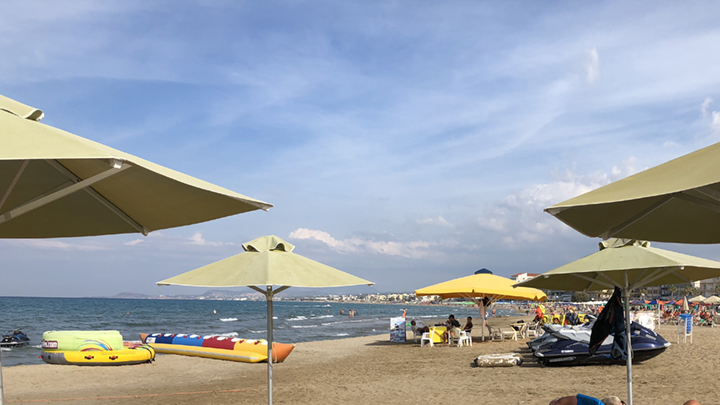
3, 317, 717, 405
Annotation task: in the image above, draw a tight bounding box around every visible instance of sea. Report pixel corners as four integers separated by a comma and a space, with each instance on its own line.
0, 296, 520, 367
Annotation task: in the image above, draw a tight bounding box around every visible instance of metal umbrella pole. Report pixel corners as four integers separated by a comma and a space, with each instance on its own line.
0, 349, 4, 405
623, 273, 634, 405
251, 285, 290, 405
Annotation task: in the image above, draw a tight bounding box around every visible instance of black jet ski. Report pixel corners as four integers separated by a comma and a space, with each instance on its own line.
0, 330, 31, 348
530, 321, 669, 367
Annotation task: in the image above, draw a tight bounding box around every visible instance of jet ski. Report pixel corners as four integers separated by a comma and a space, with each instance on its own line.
1, 330, 31, 348
530, 321, 669, 367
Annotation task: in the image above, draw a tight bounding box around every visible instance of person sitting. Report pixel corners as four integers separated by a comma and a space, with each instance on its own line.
463, 316, 473, 332
410, 320, 429, 334
443, 314, 461, 342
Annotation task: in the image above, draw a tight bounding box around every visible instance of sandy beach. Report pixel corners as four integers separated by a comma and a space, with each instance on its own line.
3, 316, 718, 405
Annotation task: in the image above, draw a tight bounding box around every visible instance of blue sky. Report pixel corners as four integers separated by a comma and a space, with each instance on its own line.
3, 1, 720, 297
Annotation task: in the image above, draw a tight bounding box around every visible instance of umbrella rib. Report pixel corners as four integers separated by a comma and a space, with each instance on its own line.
629, 267, 675, 290
583, 273, 602, 291
45, 159, 149, 235
572, 273, 616, 289
0, 160, 28, 212
0, 160, 129, 227
627, 268, 649, 290
674, 192, 720, 215
601, 195, 674, 239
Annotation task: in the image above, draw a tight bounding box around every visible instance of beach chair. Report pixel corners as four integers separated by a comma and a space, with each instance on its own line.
420, 328, 435, 347
526, 322, 539, 339
411, 325, 422, 343
447, 327, 462, 346
712, 315, 720, 328
501, 326, 518, 341
458, 331, 472, 347
487, 326, 502, 341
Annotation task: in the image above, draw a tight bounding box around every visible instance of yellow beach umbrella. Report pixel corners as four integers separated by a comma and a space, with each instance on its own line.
0, 95, 271, 238
157, 235, 373, 405
545, 141, 720, 243
516, 238, 720, 405
415, 273, 546, 341
415, 273, 547, 301
0, 95, 272, 404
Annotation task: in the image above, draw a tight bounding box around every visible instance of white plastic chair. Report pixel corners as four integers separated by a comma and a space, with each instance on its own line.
501, 327, 518, 341
420, 327, 435, 347
526, 322, 539, 339
458, 331, 472, 347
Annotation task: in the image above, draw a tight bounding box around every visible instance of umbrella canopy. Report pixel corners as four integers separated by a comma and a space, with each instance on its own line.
414, 273, 547, 301
516, 238, 720, 405
0, 95, 272, 238
704, 296, 720, 304
415, 273, 546, 342
157, 235, 373, 405
0, 95, 272, 405
683, 296, 690, 312
689, 295, 707, 303
545, 141, 720, 243
515, 239, 720, 292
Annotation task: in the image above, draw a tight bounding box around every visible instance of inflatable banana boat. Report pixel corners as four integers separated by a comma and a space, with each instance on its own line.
140, 333, 295, 363
41, 330, 155, 366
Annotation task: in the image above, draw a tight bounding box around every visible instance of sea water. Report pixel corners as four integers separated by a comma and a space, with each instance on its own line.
0, 296, 518, 367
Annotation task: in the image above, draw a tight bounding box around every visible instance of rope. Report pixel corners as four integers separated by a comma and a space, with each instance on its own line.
7, 388, 259, 403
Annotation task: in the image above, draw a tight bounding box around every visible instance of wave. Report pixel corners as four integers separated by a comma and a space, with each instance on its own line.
313, 315, 334, 319
249, 330, 266, 334
336, 333, 349, 336
220, 318, 238, 322
0, 348, 10, 352
218, 332, 239, 337
287, 316, 307, 321
291, 325, 318, 329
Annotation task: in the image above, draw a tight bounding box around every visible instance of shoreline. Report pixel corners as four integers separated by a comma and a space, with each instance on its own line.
3, 321, 717, 404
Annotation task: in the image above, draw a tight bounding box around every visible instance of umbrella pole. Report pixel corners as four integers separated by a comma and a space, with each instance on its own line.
0, 347, 4, 405
479, 301, 485, 342
266, 286, 274, 405
623, 277, 633, 405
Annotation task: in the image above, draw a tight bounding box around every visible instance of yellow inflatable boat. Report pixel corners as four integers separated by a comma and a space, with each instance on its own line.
41, 330, 155, 366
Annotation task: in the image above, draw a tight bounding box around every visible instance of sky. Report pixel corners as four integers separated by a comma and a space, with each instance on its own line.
2, 1, 720, 297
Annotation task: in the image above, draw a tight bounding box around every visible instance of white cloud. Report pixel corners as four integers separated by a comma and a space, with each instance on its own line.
713, 111, 720, 134
124, 239, 144, 246
477, 158, 641, 248
586, 47, 600, 84
11, 240, 109, 251
187, 232, 232, 247
701, 97, 713, 117
416, 216, 452, 227
288, 228, 436, 259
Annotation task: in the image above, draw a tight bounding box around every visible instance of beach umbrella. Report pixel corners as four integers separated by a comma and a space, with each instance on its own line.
0, 95, 272, 405
689, 295, 706, 303
544, 141, 720, 243
156, 235, 373, 405
703, 296, 720, 304
415, 273, 547, 341
515, 238, 720, 405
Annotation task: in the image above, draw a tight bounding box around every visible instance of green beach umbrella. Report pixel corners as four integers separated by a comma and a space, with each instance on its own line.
545, 141, 720, 243
516, 238, 720, 405
0, 94, 271, 238
157, 235, 374, 405
0, 95, 272, 405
